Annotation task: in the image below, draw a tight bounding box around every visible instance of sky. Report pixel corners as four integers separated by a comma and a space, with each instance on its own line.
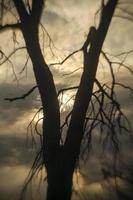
0, 0, 133, 200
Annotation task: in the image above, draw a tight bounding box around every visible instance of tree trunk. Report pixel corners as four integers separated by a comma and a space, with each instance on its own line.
65, 0, 118, 167
46, 149, 75, 200
46, 168, 73, 200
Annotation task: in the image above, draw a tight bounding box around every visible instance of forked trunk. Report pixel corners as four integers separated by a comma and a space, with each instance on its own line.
13, 1, 119, 200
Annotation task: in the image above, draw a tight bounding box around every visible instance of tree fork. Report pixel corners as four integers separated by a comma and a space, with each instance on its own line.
12, 1, 119, 200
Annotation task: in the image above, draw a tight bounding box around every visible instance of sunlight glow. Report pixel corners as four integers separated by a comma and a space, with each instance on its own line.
58, 93, 74, 112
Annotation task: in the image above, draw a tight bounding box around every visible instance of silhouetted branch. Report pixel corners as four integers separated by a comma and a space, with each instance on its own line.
64, 0, 119, 157
19, 55, 30, 74
117, 6, 133, 19
31, 0, 44, 25
80, 74, 132, 159
49, 26, 97, 69
60, 111, 72, 134
115, 49, 133, 57
27, 107, 43, 146
113, 62, 133, 75
101, 51, 115, 95
49, 49, 81, 66
0, 23, 21, 31
0, 49, 19, 82
115, 14, 133, 22
0, 2, 18, 21
4, 85, 38, 102
50, 26, 97, 67
40, 23, 57, 57
13, 0, 29, 22
57, 86, 78, 97
20, 148, 45, 200
82, 26, 97, 51
115, 82, 133, 92
63, 67, 83, 76
101, 50, 133, 95
0, 47, 26, 65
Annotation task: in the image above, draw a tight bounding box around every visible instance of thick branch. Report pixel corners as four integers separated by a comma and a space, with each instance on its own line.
14, 2, 61, 163
31, 0, 44, 25
65, 0, 119, 158
13, 0, 29, 22
0, 23, 21, 31
82, 26, 97, 51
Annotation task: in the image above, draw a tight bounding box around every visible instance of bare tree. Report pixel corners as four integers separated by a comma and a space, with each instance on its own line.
0, 0, 132, 200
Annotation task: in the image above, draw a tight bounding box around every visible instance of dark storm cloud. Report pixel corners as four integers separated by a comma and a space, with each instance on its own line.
0, 134, 35, 166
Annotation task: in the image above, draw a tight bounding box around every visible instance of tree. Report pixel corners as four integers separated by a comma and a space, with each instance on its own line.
0, 0, 132, 200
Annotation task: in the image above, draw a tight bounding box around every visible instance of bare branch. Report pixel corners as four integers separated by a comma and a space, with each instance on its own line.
50, 27, 97, 67
113, 62, 133, 75
31, 0, 44, 25
57, 86, 78, 97
60, 111, 72, 134
0, 49, 19, 82
117, 7, 133, 19
65, 0, 119, 155
27, 107, 43, 145
115, 14, 133, 22
114, 49, 133, 57
0, 2, 18, 21
82, 26, 97, 50
0, 23, 21, 31
101, 49, 133, 74
13, 0, 29, 22
0, 47, 26, 66
115, 82, 133, 92
63, 67, 83, 76
19, 55, 30, 74
95, 78, 131, 131
49, 49, 81, 66
4, 85, 38, 102
40, 23, 57, 57
101, 50, 115, 97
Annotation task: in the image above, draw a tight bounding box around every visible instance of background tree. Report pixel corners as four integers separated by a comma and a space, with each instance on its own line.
0, 0, 133, 200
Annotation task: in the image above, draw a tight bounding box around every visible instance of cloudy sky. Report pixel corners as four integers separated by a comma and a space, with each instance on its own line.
0, 0, 133, 200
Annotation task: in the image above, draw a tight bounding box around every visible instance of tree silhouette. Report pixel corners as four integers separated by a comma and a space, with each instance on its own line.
0, 0, 133, 200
